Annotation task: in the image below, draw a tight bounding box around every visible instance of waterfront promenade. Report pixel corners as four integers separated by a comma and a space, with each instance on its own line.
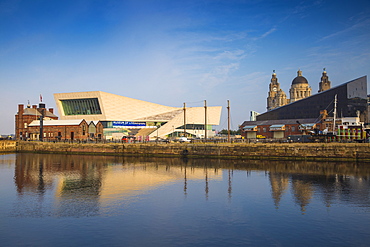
2, 140, 370, 161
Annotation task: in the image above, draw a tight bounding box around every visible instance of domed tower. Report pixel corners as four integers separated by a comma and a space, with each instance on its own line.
318, 68, 331, 92
289, 69, 311, 103
267, 70, 288, 111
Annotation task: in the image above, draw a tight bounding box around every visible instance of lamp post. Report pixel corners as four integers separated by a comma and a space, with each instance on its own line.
156, 124, 160, 143
204, 100, 207, 141
39, 111, 44, 141
183, 102, 186, 137
227, 100, 230, 143
39, 105, 45, 142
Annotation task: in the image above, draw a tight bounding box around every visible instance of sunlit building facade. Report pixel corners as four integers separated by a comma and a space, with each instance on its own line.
54, 91, 222, 140
241, 76, 368, 140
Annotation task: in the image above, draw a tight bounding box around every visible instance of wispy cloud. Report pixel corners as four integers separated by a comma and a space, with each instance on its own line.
213, 50, 246, 61
200, 63, 240, 89
319, 18, 370, 41
251, 27, 277, 41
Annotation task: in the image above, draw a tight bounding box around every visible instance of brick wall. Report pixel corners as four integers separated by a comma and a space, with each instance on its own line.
16, 142, 370, 161
26, 120, 93, 141
0, 140, 17, 152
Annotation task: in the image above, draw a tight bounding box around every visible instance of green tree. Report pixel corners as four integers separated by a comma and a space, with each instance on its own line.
218, 129, 241, 135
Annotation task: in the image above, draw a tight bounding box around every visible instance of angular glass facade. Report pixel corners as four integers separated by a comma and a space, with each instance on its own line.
61, 98, 102, 115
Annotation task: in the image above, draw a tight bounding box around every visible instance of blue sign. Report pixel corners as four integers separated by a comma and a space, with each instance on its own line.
112, 121, 146, 127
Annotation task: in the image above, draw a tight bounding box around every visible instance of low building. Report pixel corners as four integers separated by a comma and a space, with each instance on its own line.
15, 103, 104, 141
27, 119, 104, 141
15, 103, 58, 140
241, 116, 366, 142
242, 118, 322, 139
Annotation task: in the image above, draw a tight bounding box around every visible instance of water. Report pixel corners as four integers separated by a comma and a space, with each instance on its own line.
0, 153, 369, 247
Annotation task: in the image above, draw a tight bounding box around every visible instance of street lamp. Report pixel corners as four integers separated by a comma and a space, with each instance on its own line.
39, 103, 45, 142
156, 123, 160, 143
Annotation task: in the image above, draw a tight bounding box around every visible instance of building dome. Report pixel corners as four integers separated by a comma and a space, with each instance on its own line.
292, 76, 308, 85
292, 70, 308, 85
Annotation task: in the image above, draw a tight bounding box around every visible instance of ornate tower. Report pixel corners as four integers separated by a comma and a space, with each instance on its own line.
318, 68, 331, 92
267, 70, 288, 111
289, 69, 311, 103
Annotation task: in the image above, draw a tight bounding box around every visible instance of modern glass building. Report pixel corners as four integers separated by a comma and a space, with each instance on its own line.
54, 91, 222, 139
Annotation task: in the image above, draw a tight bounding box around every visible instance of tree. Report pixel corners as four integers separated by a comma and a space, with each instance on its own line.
218, 129, 241, 135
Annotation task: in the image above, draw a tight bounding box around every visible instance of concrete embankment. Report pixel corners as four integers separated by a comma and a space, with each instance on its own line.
15, 141, 370, 162
0, 140, 17, 153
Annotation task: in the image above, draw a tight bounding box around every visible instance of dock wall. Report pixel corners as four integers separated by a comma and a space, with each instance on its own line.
15, 141, 370, 161
0, 140, 17, 153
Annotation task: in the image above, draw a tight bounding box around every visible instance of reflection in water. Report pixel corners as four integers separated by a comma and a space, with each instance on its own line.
11, 153, 370, 217
183, 164, 187, 196
269, 173, 289, 209
228, 169, 233, 201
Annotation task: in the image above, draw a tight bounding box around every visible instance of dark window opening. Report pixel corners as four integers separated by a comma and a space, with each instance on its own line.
61, 98, 102, 115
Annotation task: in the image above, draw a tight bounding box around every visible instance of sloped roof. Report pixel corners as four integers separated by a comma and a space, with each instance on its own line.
29, 119, 85, 127
136, 109, 183, 121
149, 106, 222, 137
241, 118, 318, 127
54, 91, 179, 121
21, 107, 58, 118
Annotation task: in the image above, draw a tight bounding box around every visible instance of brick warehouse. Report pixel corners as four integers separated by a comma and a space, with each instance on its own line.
16, 103, 103, 141
242, 118, 323, 139
15, 103, 58, 140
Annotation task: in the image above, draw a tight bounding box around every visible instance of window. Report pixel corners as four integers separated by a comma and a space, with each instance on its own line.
292, 126, 295, 131
61, 98, 102, 115
24, 123, 28, 128
263, 127, 266, 132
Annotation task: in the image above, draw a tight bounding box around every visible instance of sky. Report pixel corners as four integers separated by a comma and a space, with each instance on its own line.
1, 0, 370, 134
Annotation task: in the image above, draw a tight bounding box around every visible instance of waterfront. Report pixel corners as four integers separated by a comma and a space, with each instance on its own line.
0, 153, 369, 246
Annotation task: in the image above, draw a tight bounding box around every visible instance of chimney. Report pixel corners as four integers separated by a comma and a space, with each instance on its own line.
18, 104, 24, 115
16, 104, 24, 140
48, 108, 54, 114
32, 105, 37, 109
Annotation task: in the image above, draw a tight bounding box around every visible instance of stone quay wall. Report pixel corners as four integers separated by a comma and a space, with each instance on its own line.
15, 141, 370, 162
0, 140, 17, 152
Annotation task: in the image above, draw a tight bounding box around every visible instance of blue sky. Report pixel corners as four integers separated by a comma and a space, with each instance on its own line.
1, 0, 370, 134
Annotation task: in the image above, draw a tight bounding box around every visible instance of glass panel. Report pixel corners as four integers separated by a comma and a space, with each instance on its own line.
61, 98, 102, 115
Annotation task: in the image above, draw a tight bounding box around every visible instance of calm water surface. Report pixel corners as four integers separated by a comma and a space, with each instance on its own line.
0, 153, 369, 246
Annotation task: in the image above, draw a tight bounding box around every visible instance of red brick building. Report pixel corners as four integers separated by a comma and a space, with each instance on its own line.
16, 103, 103, 141
88, 121, 104, 140
241, 118, 323, 139
15, 103, 58, 140
28, 119, 92, 141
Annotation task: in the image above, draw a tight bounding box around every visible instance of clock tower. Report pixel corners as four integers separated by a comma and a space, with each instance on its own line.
267, 70, 288, 111
318, 68, 331, 92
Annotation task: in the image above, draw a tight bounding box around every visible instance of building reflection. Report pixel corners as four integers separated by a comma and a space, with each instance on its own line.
269, 173, 289, 209
13, 153, 370, 216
